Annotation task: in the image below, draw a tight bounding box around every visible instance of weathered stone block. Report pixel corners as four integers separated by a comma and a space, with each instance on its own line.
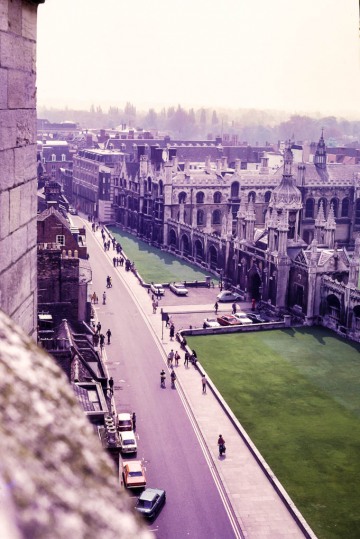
15, 109, 36, 147
0, 68, 8, 109
0, 32, 36, 72
11, 293, 36, 336
22, 3, 37, 41
0, 1, 8, 32
0, 234, 11, 273
8, 70, 36, 109
15, 144, 37, 185
11, 225, 28, 264
0, 189, 10, 240
9, 185, 21, 232
0, 149, 15, 190
8, 0, 22, 36
27, 217, 37, 249
0, 110, 16, 150
2, 251, 31, 316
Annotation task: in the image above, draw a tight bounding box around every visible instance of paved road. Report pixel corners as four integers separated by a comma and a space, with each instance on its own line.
86, 226, 239, 538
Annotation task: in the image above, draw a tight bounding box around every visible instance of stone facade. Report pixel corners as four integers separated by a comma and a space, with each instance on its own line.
0, 0, 44, 336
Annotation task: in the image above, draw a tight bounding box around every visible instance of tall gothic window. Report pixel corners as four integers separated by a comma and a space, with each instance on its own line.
305, 198, 314, 218
248, 191, 256, 202
196, 191, 205, 204
212, 210, 221, 224
213, 191, 221, 203
230, 181, 239, 198
330, 198, 339, 218
341, 198, 349, 217
197, 209, 204, 225
355, 199, 360, 225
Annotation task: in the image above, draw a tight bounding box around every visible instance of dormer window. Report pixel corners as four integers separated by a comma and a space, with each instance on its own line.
51, 154, 56, 162
61, 154, 66, 161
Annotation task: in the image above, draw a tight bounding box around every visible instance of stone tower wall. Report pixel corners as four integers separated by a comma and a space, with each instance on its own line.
0, 0, 44, 336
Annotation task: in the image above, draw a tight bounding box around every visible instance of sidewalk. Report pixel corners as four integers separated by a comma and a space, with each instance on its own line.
89, 223, 317, 539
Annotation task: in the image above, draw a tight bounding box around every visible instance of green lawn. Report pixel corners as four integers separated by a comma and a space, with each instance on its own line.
187, 327, 360, 539
108, 226, 216, 283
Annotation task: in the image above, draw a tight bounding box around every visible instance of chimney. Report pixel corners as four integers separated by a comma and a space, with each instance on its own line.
221, 156, 227, 170
235, 159, 241, 173
216, 159, 222, 175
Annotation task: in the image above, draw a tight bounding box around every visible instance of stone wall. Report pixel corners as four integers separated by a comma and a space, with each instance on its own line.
0, 0, 44, 336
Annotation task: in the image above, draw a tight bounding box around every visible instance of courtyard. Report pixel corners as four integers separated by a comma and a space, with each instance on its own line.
187, 327, 360, 539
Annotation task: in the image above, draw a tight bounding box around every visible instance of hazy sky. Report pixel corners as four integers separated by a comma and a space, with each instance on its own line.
37, 0, 360, 117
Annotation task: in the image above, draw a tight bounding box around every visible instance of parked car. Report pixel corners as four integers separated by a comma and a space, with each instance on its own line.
136, 488, 166, 519
169, 282, 188, 296
216, 291, 242, 303
203, 317, 221, 328
123, 460, 146, 489
150, 283, 165, 296
233, 312, 252, 325
117, 413, 133, 432
246, 312, 267, 324
119, 430, 137, 454
68, 206, 77, 215
217, 315, 240, 326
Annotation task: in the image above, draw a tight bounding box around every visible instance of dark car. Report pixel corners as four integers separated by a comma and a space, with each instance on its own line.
136, 488, 166, 519
246, 312, 267, 323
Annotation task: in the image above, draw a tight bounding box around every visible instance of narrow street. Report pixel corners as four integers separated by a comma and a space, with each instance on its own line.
85, 224, 238, 538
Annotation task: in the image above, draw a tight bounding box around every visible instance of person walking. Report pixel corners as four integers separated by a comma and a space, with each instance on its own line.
169, 323, 175, 341
96, 321, 101, 333
167, 349, 174, 367
132, 412, 136, 431
99, 333, 105, 352
214, 301, 219, 314
102, 291, 106, 305
108, 376, 114, 394
184, 350, 190, 368
232, 302, 237, 315
202, 374, 207, 393
174, 350, 180, 367
152, 300, 157, 314
106, 328, 112, 345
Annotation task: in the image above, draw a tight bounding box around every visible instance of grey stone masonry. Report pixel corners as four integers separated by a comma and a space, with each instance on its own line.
0, 0, 44, 336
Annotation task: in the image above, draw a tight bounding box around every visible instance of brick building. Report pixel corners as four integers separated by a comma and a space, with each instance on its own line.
37, 206, 87, 259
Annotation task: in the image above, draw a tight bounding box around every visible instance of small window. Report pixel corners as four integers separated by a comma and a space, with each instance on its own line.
61, 154, 66, 162
56, 235, 65, 246
51, 154, 56, 162
196, 191, 204, 204
214, 191, 221, 204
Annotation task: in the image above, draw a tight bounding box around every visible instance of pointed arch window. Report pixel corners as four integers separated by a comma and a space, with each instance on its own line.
197, 209, 204, 225
212, 210, 221, 224
305, 198, 314, 218
231, 182, 239, 198
341, 197, 349, 217
264, 191, 272, 203
213, 191, 221, 203
355, 199, 360, 225
196, 191, 205, 204
248, 191, 256, 202
178, 191, 187, 204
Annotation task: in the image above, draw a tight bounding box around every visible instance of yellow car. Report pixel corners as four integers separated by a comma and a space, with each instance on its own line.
123, 460, 146, 489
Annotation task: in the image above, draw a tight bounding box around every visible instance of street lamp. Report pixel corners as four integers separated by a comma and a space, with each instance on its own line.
219, 269, 223, 292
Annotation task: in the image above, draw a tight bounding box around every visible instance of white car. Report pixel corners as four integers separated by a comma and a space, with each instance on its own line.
233, 312, 252, 325
117, 412, 133, 432
119, 430, 137, 454
216, 291, 242, 302
150, 283, 165, 296
203, 317, 220, 328
169, 282, 188, 296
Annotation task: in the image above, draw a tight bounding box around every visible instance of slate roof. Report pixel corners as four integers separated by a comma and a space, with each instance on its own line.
37, 206, 71, 230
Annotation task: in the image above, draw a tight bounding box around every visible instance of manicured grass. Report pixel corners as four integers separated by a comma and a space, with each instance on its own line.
187, 327, 360, 539
108, 226, 216, 284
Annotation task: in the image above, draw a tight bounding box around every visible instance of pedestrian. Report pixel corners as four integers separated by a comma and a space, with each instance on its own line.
106, 328, 112, 344
165, 313, 170, 328
184, 350, 190, 367
174, 350, 180, 366
152, 300, 157, 314
232, 302, 237, 315
132, 412, 136, 431
214, 301, 219, 314
102, 291, 106, 304
202, 375, 207, 393
113, 257, 116, 267
96, 321, 101, 333
108, 376, 114, 394
99, 333, 105, 351
168, 350, 175, 367
93, 333, 99, 347
169, 323, 175, 341
252, 298, 256, 311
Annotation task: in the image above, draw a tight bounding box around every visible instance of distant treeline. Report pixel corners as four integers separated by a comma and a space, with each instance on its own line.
38, 103, 360, 146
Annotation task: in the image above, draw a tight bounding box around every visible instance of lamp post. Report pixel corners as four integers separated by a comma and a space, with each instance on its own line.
219, 269, 223, 292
